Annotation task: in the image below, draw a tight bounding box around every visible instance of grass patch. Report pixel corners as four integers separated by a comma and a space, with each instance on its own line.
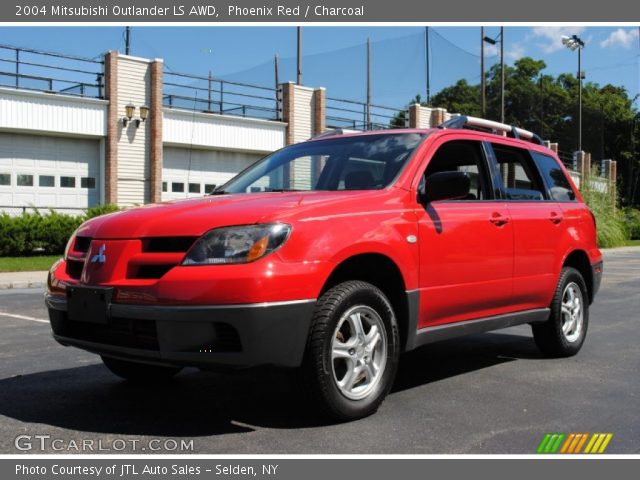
623, 239, 640, 247
0, 255, 60, 273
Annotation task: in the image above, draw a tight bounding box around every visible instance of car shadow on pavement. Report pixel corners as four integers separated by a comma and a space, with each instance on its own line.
0, 331, 544, 437
392, 330, 545, 393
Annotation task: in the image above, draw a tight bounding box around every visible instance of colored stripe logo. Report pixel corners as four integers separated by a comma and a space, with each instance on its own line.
537, 433, 613, 454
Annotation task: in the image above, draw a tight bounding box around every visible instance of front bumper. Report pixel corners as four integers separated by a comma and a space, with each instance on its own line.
46, 294, 315, 368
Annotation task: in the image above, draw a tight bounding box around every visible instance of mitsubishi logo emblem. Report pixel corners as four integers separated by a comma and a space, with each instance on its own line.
90, 244, 106, 264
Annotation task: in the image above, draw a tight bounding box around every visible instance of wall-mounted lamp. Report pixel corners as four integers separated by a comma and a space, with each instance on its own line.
121, 103, 149, 128
122, 103, 135, 127
135, 105, 149, 128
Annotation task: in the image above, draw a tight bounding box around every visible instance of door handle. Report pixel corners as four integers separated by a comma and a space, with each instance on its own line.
549, 212, 564, 224
489, 212, 509, 226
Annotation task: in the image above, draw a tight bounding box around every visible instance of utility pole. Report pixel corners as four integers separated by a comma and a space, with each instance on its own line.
500, 26, 505, 124
366, 37, 371, 130
125, 27, 131, 55
481, 27, 485, 117
296, 27, 302, 85
425, 27, 431, 105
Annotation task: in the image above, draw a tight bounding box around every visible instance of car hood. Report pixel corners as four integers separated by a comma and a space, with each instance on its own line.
77, 190, 397, 239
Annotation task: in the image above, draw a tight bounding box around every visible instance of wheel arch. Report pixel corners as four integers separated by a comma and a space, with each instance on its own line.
562, 249, 594, 303
320, 253, 415, 352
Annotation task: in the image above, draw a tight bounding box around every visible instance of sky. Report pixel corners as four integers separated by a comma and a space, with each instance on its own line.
2, 26, 639, 108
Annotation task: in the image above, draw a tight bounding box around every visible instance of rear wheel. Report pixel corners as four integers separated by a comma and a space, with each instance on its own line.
101, 356, 182, 382
301, 281, 400, 421
532, 267, 589, 357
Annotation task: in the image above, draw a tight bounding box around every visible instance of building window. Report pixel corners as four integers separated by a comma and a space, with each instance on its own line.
204, 184, 216, 193
162, 181, 167, 192
81, 177, 96, 189
39, 175, 55, 187
60, 176, 76, 188
188, 183, 201, 194
0, 173, 10, 186
171, 182, 184, 193
17, 174, 34, 187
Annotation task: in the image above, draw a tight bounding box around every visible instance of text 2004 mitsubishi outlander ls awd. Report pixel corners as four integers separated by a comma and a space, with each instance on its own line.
46, 116, 602, 420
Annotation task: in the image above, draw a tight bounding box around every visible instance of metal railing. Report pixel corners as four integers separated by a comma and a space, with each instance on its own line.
558, 150, 577, 171
0, 44, 104, 98
163, 70, 280, 120
326, 97, 405, 131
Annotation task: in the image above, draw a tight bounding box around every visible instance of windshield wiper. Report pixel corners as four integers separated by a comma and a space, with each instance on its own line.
209, 189, 229, 195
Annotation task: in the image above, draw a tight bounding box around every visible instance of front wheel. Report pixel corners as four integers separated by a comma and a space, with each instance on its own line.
301, 281, 400, 421
101, 356, 182, 382
532, 267, 589, 357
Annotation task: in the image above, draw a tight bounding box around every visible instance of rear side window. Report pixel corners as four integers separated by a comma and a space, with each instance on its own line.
530, 151, 576, 202
491, 144, 546, 201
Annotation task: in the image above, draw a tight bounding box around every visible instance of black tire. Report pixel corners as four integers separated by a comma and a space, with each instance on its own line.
101, 356, 182, 382
532, 267, 589, 357
301, 280, 400, 421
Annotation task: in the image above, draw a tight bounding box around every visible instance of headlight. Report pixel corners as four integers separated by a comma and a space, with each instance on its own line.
182, 223, 291, 265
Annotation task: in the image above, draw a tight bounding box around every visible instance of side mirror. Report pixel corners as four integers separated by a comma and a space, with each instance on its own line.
419, 171, 471, 203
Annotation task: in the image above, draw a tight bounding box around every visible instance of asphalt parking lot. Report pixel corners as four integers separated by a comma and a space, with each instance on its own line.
0, 248, 638, 454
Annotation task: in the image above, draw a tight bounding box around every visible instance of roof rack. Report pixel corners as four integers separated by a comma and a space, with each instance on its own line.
309, 128, 362, 140
438, 115, 544, 145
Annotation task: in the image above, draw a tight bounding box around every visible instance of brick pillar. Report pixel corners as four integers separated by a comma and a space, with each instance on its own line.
408, 104, 421, 128
281, 82, 295, 145
576, 151, 590, 186
313, 87, 326, 135
430, 108, 446, 127
104, 51, 118, 205
149, 59, 163, 203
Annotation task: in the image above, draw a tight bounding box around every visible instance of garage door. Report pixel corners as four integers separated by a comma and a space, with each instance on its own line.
162, 147, 263, 201
0, 132, 100, 212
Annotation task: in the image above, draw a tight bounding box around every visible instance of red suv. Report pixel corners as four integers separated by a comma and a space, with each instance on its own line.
46, 116, 602, 420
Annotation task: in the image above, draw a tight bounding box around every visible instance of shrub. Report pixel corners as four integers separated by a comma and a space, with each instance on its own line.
622, 208, 640, 240
86, 203, 120, 219
0, 204, 120, 256
580, 184, 628, 249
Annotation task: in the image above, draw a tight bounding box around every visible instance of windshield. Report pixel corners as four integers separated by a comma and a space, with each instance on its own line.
216, 133, 427, 194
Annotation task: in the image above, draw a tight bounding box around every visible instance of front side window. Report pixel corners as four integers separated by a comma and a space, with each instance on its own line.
421, 140, 492, 200
530, 151, 576, 202
218, 133, 427, 194
491, 144, 546, 201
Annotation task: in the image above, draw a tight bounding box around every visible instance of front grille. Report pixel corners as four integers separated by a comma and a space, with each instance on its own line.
74, 236, 92, 253
66, 259, 84, 280
143, 237, 197, 253
55, 316, 159, 351
135, 265, 174, 279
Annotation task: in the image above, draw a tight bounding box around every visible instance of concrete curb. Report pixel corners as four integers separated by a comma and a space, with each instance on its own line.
0, 271, 48, 290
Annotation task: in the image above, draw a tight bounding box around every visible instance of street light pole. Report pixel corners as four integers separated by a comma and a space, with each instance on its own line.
481, 27, 485, 117
578, 46, 582, 152
500, 26, 505, 123
562, 34, 585, 152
